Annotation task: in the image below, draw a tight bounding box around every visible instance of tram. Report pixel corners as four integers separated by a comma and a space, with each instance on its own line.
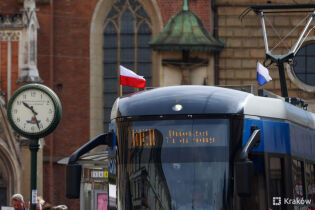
66, 85, 315, 210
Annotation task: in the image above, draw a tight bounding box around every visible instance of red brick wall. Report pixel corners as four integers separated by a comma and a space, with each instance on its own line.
41, 0, 96, 155
0, 0, 215, 209
0, 41, 19, 102
36, 0, 214, 207
36, 1, 98, 208
0, 1, 20, 14
11, 41, 19, 93
1, 42, 8, 95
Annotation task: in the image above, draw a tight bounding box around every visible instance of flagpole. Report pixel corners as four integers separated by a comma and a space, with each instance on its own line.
117, 63, 122, 97
119, 85, 122, 97
117, 77, 122, 97
117, 29, 121, 97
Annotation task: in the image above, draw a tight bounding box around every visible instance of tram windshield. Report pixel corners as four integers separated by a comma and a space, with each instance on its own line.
117, 119, 230, 210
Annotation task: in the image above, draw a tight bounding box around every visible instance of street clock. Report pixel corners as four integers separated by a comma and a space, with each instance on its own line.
7, 83, 62, 139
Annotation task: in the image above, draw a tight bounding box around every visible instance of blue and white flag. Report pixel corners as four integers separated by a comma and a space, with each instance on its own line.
257, 62, 272, 86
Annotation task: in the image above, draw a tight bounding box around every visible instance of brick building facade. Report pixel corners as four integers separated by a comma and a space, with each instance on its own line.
217, 0, 315, 112
0, 0, 314, 209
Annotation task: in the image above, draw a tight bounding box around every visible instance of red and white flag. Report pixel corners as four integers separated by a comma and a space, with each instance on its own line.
120, 65, 146, 88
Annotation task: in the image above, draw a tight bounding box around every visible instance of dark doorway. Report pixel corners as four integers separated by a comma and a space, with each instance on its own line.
0, 187, 7, 207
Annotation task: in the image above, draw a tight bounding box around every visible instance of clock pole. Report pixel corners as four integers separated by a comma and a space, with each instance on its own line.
7, 84, 62, 210
29, 138, 39, 210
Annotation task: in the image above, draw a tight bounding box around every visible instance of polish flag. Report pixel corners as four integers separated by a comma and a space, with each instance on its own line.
120, 65, 146, 88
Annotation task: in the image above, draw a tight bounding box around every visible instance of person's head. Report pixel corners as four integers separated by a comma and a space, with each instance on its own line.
37, 196, 46, 210
11, 194, 25, 210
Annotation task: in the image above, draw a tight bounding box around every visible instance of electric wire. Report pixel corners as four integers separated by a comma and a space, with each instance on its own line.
266, 13, 310, 53
294, 25, 315, 56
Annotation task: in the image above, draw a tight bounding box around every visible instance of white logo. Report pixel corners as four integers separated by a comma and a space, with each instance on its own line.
273, 197, 281, 206
272, 197, 312, 206
283, 198, 312, 205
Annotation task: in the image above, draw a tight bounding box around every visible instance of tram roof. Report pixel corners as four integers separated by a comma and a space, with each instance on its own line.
112, 85, 315, 129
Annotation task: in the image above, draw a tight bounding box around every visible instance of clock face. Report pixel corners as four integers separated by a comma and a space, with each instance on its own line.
7, 84, 62, 138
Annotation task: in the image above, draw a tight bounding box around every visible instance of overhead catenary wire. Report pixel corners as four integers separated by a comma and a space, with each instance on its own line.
266, 13, 311, 53
294, 25, 315, 56
240, 4, 315, 54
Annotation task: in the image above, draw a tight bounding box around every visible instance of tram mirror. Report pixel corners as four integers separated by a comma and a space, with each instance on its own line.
239, 127, 261, 160
66, 163, 82, 199
251, 126, 261, 148
235, 160, 253, 197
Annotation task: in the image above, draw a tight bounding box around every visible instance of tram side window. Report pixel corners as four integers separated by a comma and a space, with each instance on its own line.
237, 155, 267, 210
269, 157, 285, 210
292, 160, 304, 198
305, 163, 315, 206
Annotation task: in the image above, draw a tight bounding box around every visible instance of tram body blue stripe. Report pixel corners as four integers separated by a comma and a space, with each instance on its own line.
243, 119, 315, 160
243, 119, 290, 154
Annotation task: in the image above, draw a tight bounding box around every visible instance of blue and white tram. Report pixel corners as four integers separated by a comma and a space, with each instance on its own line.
66, 85, 315, 210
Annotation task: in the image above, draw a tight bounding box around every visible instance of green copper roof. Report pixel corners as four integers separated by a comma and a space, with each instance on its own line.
149, 3, 224, 52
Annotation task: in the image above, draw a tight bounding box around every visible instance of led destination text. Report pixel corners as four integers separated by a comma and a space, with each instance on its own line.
131, 128, 216, 147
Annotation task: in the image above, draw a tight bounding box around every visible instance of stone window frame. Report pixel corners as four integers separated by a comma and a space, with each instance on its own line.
102, 0, 153, 131
286, 37, 315, 92
89, 0, 163, 138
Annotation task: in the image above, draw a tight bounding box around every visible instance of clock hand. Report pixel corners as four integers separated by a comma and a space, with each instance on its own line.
22, 101, 38, 115
34, 114, 40, 130
22, 101, 32, 109
23, 101, 40, 130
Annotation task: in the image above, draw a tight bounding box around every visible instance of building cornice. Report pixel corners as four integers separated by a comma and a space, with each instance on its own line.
0, 31, 22, 41
18, 0, 50, 5
0, 14, 24, 29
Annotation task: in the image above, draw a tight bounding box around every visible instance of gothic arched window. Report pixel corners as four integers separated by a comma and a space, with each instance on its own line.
103, 0, 152, 131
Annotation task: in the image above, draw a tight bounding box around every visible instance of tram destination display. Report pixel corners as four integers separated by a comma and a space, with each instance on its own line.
130, 128, 218, 148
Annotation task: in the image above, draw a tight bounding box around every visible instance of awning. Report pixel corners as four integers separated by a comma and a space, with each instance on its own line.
58, 150, 109, 167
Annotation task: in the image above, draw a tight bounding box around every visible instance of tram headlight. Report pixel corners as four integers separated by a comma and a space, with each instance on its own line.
172, 104, 183, 111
